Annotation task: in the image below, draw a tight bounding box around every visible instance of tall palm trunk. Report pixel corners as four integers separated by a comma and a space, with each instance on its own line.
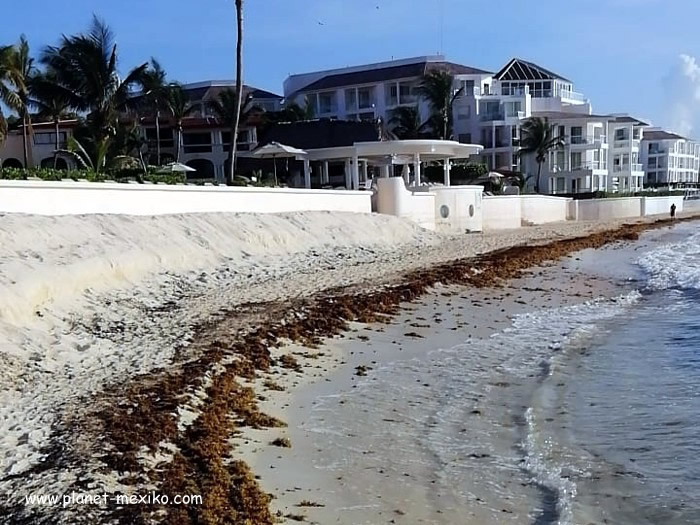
535, 161, 543, 194
53, 118, 60, 169
175, 124, 182, 162
229, 0, 244, 185
155, 109, 161, 165
21, 113, 30, 169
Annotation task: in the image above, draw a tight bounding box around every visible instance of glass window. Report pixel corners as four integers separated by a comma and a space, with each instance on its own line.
358, 87, 374, 109
570, 126, 583, 144
345, 89, 357, 112
34, 132, 67, 145
505, 101, 522, 117
318, 92, 336, 114
386, 84, 398, 106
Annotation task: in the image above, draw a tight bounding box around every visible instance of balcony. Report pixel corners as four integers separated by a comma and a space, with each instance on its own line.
571, 161, 605, 171
613, 163, 644, 173
480, 112, 505, 122
570, 135, 607, 147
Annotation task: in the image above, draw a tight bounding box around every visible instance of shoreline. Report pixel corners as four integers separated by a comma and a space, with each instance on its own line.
1, 212, 699, 524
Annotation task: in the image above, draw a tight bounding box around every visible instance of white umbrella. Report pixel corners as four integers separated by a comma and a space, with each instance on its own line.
156, 162, 197, 174
252, 142, 307, 186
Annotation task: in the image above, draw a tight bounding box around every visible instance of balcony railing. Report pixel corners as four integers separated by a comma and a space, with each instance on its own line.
613, 163, 644, 173
571, 161, 605, 171
557, 89, 586, 102
570, 135, 607, 146
480, 112, 505, 121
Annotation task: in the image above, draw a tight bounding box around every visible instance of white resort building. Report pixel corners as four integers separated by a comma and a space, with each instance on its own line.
283, 55, 492, 126
284, 56, 655, 195
641, 128, 700, 188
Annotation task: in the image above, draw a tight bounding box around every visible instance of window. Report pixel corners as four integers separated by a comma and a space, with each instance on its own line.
458, 133, 472, 143
183, 132, 212, 153
615, 128, 628, 141
570, 126, 583, 144
649, 142, 660, 154
558, 125, 565, 139
571, 152, 582, 169
556, 177, 566, 192
145, 128, 174, 148
648, 157, 657, 168
358, 87, 374, 109
345, 89, 356, 112
34, 132, 67, 146
318, 92, 337, 114
482, 83, 490, 95
461, 79, 475, 94
505, 101, 522, 117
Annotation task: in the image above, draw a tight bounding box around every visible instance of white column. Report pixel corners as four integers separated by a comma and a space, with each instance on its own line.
344, 159, 351, 189
381, 164, 391, 178
351, 154, 360, 190
303, 159, 311, 189
414, 153, 422, 186
322, 161, 329, 185
361, 161, 369, 184
443, 158, 451, 186
491, 124, 497, 169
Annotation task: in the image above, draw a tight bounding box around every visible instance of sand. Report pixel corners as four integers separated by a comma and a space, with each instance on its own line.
0, 209, 696, 523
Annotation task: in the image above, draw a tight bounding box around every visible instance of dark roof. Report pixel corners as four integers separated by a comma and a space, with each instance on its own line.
643, 130, 687, 141
298, 60, 492, 92
258, 120, 379, 149
183, 84, 282, 102
612, 115, 649, 126
494, 58, 571, 83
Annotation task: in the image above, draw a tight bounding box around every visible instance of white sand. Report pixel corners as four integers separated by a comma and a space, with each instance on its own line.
0, 209, 688, 519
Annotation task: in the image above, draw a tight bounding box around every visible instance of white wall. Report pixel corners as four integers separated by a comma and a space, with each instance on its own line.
0, 180, 372, 216
575, 197, 643, 221
641, 196, 684, 216
520, 195, 571, 224
375, 177, 436, 230
482, 195, 522, 230
431, 186, 483, 233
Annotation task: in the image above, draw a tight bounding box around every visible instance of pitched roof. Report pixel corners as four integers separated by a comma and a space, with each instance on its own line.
612, 115, 649, 126
494, 58, 571, 83
258, 120, 379, 149
298, 60, 492, 92
182, 83, 283, 102
643, 129, 688, 141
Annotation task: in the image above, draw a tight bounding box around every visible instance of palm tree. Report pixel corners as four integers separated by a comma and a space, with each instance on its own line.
229, 0, 245, 185
518, 117, 566, 193
6, 36, 36, 168
0, 45, 17, 150
30, 73, 72, 167
141, 58, 168, 165
416, 70, 463, 140
163, 83, 193, 162
388, 106, 426, 139
41, 16, 148, 165
207, 88, 255, 180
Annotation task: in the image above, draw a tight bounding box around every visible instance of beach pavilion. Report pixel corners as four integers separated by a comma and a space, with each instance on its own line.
298, 139, 483, 190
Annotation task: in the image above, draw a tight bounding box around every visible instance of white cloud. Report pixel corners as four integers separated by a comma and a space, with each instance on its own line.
662, 54, 700, 137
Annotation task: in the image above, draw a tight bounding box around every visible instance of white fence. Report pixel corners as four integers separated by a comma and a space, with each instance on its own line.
375, 178, 437, 230
0, 180, 372, 216
482, 195, 522, 230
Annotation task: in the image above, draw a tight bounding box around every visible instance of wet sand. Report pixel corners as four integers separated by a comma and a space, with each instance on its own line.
237, 254, 628, 524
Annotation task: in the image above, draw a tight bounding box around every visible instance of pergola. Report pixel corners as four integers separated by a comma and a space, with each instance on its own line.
299, 140, 483, 189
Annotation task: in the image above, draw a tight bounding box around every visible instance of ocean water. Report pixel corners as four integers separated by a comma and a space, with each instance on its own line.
302, 222, 700, 524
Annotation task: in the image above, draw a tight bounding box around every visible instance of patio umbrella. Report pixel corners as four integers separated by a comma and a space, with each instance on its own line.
251, 142, 308, 186
156, 162, 197, 174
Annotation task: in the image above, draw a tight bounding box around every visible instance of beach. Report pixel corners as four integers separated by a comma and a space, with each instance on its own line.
0, 210, 698, 524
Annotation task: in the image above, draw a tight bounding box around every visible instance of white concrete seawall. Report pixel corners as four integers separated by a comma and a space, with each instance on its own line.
0, 180, 372, 216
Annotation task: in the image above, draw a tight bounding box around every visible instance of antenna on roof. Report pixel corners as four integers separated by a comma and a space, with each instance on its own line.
437, 0, 444, 55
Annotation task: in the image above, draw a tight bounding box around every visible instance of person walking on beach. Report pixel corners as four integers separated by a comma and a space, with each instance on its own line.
671, 203, 677, 219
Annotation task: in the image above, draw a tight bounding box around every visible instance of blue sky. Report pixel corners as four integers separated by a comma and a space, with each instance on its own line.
3, 0, 700, 134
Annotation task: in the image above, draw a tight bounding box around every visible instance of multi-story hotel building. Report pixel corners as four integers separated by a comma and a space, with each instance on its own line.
0, 80, 283, 181
285, 56, 652, 194
641, 128, 700, 188
284, 55, 492, 126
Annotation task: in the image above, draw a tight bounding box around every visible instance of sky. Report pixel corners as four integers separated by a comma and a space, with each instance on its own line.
3, 0, 700, 136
